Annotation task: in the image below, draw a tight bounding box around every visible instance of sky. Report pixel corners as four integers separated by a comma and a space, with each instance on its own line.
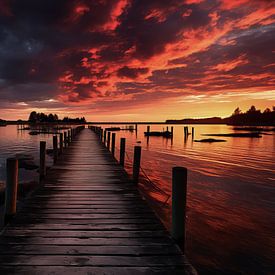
0, 0, 274, 121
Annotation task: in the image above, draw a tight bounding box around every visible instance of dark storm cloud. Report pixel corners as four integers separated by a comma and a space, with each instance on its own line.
117, 66, 149, 79
0, 0, 274, 110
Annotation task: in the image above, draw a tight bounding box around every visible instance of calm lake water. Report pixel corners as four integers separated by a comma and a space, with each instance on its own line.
0, 124, 274, 274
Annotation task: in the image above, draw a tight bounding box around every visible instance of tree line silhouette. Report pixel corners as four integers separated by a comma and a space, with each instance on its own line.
28, 111, 86, 124
166, 106, 275, 126
226, 106, 275, 125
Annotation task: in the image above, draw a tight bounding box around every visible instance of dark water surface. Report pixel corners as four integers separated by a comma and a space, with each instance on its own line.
0, 124, 274, 274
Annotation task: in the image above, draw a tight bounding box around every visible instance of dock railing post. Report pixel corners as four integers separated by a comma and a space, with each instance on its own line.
133, 146, 141, 184
120, 138, 126, 166
59, 133, 63, 154
107, 131, 111, 151
4, 158, 18, 223
64, 132, 67, 148
100, 129, 104, 143
103, 130, 107, 145
53, 136, 58, 164
68, 129, 71, 146
40, 141, 46, 180
111, 133, 116, 156
172, 166, 187, 252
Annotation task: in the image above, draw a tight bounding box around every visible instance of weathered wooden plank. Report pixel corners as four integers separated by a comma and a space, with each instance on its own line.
0, 237, 175, 246
0, 244, 181, 255
0, 255, 188, 266
0, 266, 191, 275
3, 230, 168, 238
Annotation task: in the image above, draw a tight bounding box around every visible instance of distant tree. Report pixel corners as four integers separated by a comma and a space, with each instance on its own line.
263, 108, 271, 113
232, 107, 242, 116
247, 105, 259, 114
48, 113, 55, 122
29, 111, 38, 123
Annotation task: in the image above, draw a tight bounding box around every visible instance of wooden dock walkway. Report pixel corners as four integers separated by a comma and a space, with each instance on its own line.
0, 129, 195, 274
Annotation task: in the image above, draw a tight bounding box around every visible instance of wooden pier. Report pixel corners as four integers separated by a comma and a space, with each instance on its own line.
0, 128, 195, 274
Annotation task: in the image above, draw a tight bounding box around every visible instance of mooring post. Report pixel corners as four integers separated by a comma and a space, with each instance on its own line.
107, 131, 111, 150
172, 166, 187, 252
53, 135, 58, 164
111, 133, 116, 156
64, 132, 67, 148
147, 125, 150, 133
4, 158, 18, 223
103, 130, 107, 145
67, 130, 70, 145
59, 133, 63, 154
133, 146, 141, 184
101, 129, 104, 142
171, 126, 174, 136
120, 138, 126, 166
40, 141, 46, 180
192, 127, 194, 139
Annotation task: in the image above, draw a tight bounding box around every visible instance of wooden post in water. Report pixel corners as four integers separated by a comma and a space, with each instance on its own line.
53, 136, 58, 164
111, 133, 116, 156
171, 127, 174, 136
4, 158, 18, 223
172, 166, 187, 252
59, 133, 63, 154
192, 127, 194, 139
120, 138, 126, 166
107, 131, 111, 150
40, 141, 46, 180
133, 146, 141, 184
147, 126, 150, 133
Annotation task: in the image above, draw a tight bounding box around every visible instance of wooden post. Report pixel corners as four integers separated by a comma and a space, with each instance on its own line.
133, 146, 141, 184
120, 138, 126, 166
100, 129, 104, 142
53, 136, 58, 164
111, 133, 116, 156
67, 131, 70, 144
103, 130, 107, 145
107, 131, 111, 150
4, 158, 18, 222
40, 141, 46, 179
64, 132, 67, 148
172, 166, 187, 251
171, 126, 174, 136
147, 126, 150, 133
166, 126, 169, 131
192, 127, 194, 139
59, 133, 63, 154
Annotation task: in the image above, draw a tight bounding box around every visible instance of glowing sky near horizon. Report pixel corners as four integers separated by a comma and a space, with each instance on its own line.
0, 0, 274, 121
